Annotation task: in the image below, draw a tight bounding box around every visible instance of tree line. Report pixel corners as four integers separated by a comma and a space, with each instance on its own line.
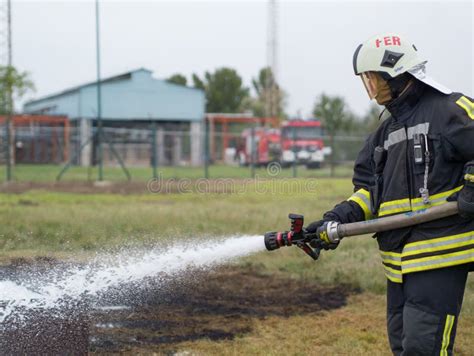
167, 67, 383, 136
168, 67, 286, 119
0, 64, 383, 137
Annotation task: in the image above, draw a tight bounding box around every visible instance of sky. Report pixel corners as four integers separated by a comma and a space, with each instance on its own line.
9, 0, 474, 117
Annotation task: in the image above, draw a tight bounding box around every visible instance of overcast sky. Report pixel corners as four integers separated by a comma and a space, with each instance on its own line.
10, 0, 474, 117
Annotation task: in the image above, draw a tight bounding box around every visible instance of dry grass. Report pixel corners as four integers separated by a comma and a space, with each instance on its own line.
146, 293, 474, 356
0, 163, 354, 182
0, 178, 352, 253
0, 177, 473, 353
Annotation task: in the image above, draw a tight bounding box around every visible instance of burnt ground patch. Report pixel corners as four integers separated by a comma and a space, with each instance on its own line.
0, 303, 90, 355
89, 267, 355, 354
0, 260, 354, 354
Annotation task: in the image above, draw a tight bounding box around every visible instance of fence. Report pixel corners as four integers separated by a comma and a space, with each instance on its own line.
0, 123, 367, 182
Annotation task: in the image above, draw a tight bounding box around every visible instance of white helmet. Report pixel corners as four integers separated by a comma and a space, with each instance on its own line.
353, 33, 451, 94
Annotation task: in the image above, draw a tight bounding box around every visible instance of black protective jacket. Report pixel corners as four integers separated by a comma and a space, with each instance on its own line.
325, 81, 474, 283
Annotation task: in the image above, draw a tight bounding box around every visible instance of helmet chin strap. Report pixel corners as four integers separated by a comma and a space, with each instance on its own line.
380, 72, 413, 101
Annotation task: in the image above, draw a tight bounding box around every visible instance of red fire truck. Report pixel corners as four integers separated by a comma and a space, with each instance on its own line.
238, 127, 281, 166
280, 120, 325, 168
239, 119, 326, 168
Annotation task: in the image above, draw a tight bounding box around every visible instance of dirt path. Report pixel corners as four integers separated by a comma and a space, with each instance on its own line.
0, 181, 151, 194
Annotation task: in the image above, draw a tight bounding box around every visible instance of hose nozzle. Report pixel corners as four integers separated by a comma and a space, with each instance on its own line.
263, 213, 322, 260
264, 231, 280, 251
264, 231, 292, 251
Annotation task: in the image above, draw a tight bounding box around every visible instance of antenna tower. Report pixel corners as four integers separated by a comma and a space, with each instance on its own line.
266, 0, 278, 119
0, 0, 13, 180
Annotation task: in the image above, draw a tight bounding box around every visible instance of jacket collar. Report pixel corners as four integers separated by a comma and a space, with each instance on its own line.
386, 80, 426, 120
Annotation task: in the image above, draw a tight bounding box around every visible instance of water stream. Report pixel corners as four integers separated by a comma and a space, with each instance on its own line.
0, 235, 265, 326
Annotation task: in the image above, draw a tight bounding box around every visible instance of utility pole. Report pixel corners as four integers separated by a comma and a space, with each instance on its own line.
265, 0, 278, 119
57, 0, 130, 182
95, 0, 103, 181
4, 0, 12, 181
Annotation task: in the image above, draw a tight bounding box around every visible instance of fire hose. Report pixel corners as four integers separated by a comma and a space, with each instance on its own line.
264, 201, 459, 260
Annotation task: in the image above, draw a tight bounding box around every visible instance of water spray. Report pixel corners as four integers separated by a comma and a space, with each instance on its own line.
0, 235, 265, 326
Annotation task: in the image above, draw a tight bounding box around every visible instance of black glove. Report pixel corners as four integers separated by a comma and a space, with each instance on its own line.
305, 216, 340, 251
458, 162, 474, 219
305, 219, 326, 233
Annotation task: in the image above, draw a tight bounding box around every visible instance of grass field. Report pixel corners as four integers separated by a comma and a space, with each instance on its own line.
0, 163, 354, 182
0, 177, 473, 354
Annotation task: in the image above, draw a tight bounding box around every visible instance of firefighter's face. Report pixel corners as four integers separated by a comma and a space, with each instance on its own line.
360, 72, 392, 105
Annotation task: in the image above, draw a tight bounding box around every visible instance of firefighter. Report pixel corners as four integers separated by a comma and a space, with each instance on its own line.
306, 33, 474, 355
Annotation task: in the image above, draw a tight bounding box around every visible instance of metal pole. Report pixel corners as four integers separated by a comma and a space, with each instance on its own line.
292, 126, 297, 178
57, 131, 96, 181
105, 138, 131, 181
95, 0, 103, 181
204, 118, 209, 179
5, 0, 12, 181
151, 121, 157, 179
250, 124, 255, 178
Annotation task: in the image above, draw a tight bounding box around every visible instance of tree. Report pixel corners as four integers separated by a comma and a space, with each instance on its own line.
312, 93, 353, 177
192, 73, 205, 91
0, 65, 35, 114
240, 96, 265, 117
243, 67, 286, 119
166, 73, 187, 86
192, 67, 249, 113
0, 66, 35, 172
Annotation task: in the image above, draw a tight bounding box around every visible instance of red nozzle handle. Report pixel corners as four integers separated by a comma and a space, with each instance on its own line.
289, 213, 304, 233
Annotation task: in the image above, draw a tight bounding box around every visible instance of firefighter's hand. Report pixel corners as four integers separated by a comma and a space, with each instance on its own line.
305, 219, 340, 251
458, 162, 474, 218
305, 219, 325, 234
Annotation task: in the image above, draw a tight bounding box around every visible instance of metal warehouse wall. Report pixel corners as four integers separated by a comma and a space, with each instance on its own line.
23, 69, 205, 122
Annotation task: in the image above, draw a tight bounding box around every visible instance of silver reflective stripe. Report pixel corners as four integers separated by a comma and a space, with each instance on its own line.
407, 122, 430, 139
403, 233, 474, 254
352, 191, 371, 210
381, 254, 402, 263
379, 201, 411, 213
411, 186, 462, 210
402, 252, 474, 270
383, 267, 402, 281
383, 122, 430, 150
411, 194, 448, 209
384, 128, 407, 150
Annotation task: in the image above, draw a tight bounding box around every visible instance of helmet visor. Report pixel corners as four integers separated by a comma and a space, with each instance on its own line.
360, 72, 378, 100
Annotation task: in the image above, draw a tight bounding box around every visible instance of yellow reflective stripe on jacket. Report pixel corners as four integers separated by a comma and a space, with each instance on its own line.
380, 251, 403, 283
381, 254, 402, 266
402, 231, 474, 257
378, 198, 411, 216
411, 186, 463, 212
347, 188, 372, 220
383, 266, 403, 283
465, 173, 474, 183
401, 249, 474, 274
440, 315, 455, 356
456, 95, 474, 120
379, 229, 474, 281
401, 230, 474, 270
380, 250, 402, 258
378, 186, 462, 216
